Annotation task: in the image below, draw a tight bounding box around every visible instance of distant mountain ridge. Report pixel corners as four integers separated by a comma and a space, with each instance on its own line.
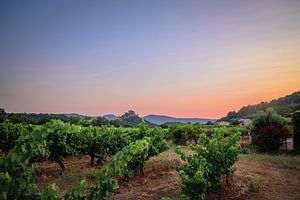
63, 113, 87, 119
102, 113, 215, 125
142, 114, 215, 125
103, 114, 117, 121
2, 110, 215, 126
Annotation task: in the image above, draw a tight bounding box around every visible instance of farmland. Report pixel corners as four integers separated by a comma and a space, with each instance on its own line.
1, 115, 299, 200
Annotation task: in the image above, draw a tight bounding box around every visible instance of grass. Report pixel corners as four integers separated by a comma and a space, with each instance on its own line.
145, 149, 182, 171
83, 168, 102, 181
145, 145, 196, 171
246, 175, 261, 193
240, 153, 300, 171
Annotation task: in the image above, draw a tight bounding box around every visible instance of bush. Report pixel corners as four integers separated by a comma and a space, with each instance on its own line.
292, 111, 300, 152
168, 123, 203, 145
253, 125, 288, 152
0, 121, 30, 153
251, 108, 288, 152
43, 120, 82, 170
175, 128, 241, 199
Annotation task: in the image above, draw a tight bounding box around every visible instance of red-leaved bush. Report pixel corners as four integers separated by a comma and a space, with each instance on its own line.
253, 125, 289, 152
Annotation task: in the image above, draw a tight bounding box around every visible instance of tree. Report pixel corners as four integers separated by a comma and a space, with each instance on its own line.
205, 121, 213, 125
92, 116, 109, 126
292, 111, 300, 152
227, 111, 238, 119
78, 118, 93, 127
7, 113, 37, 124
230, 120, 239, 126
168, 123, 203, 145
251, 108, 289, 152
0, 108, 5, 123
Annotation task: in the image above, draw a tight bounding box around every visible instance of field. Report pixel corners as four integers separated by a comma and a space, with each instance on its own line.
33, 148, 300, 200
1, 120, 299, 200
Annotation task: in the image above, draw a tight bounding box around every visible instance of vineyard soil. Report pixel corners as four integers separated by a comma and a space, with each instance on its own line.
236, 155, 300, 200
34, 151, 300, 200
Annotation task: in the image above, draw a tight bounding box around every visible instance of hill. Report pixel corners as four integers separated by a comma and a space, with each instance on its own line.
103, 114, 117, 121
63, 113, 88, 119
221, 91, 300, 121
143, 114, 214, 125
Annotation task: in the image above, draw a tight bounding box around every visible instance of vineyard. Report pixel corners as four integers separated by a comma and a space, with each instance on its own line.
0, 120, 243, 200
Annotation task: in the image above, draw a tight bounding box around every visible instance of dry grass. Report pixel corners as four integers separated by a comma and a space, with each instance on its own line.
240, 154, 300, 171
236, 155, 300, 200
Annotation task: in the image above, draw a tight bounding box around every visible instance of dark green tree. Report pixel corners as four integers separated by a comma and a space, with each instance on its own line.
230, 120, 240, 126
227, 111, 238, 119
92, 116, 109, 126
0, 108, 5, 123
292, 111, 300, 152
7, 113, 38, 124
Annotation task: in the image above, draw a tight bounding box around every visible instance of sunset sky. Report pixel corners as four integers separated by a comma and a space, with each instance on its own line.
0, 0, 300, 118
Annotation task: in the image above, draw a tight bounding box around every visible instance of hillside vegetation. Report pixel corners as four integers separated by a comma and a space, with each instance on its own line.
221, 91, 300, 121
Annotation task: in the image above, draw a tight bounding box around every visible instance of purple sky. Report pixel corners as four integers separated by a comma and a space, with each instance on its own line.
1, 0, 300, 118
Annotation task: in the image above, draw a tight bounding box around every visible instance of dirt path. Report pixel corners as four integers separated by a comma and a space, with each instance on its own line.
236, 158, 300, 200
113, 170, 181, 200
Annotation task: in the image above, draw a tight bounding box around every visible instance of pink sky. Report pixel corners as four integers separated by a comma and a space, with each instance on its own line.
1, 1, 300, 118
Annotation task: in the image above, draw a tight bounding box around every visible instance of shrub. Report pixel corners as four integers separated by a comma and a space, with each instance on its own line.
0, 121, 30, 152
251, 108, 288, 152
43, 120, 82, 170
253, 125, 288, 152
175, 128, 241, 199
168, 123, 203, 145
292, 111, 300, 152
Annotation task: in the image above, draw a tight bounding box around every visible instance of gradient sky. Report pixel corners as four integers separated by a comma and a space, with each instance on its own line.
0, 0, 300, 118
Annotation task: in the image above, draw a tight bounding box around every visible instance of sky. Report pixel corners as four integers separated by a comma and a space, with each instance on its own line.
0, 0, 300, 118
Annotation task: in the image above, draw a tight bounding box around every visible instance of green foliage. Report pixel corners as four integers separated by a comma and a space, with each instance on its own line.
80, 126, 107, 166
292, 111, 300, 151
252, 108, 287, 130
109, 137, 151, 179
91, 116, 109, 126
87, 171, 118, 200
78, 118, 93, 127
0, 124, 49, 200
0, 119, 169, 200
168, 123, 203, 145
64, 180, 88, 200
230, 120, 239, 126
146, 127, 169, 159
0, 121, 30, 152
6, 113, 38, 124
0, 108, 5, 123
0, 170, 41, 200
80, 126, 130, 166
226, 111, 238, 120
15, 126, 49, 162
175, 127, 241, 200
43, 120, 82, 170
251, 108, 289, 152
87, 136, 165, 199
41, 184, 60, 200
